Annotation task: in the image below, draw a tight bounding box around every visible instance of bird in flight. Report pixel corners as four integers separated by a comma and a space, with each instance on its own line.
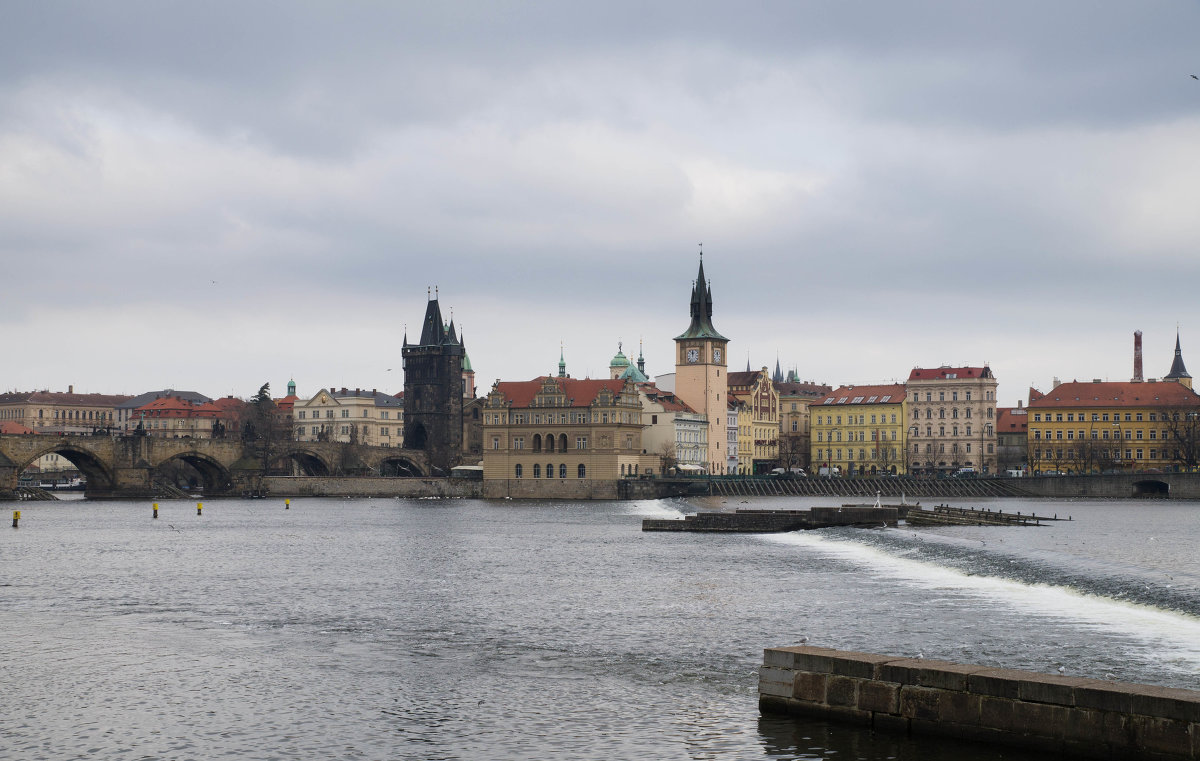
1192, 74, 1198, 80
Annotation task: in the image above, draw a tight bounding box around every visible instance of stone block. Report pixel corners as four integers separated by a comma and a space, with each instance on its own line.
877, 658, 929, 685
1131, 714, 1192, 758
979, 696, 1015, 733
1011, 700, 1069, 740
828, 651, 896, 679
857, 680, 900, 714
939, 691, 981, 726
1018, 675, 1090, 706
1130, 685, 1200, 724
918, 662, 987, 692
826, 675, 860, 707
758, 667, 795, 698
899, 686, 943, 721
764, 646, 843, 674
1074, 679, 1134, 714
1062, 707, 1105, 745
793, 671, 828, 703
821, 704, 872, 727
967, 668, 1025, 699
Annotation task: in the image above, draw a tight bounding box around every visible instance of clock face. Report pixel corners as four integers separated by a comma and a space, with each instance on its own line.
686, 348, 699, 363
713, 348, 722, 363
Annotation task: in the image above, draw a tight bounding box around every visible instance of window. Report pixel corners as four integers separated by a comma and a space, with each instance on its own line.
298, 411, 305, 420
514, 437, 525, 450
515, 464, 523, 478
341, 409, 349, 418
576, 437, 588, 450
577, 464, 586, 478
381, 427, 389, 436
297, 426, 305, 436
492, 437, 500, 450
545, 463, 553, 478
533, 464, 541, 478
559, 464, 567, 479
340, 426, 349, 435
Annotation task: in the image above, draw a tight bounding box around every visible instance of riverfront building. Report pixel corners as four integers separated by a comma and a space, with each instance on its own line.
0, 388, 131, 434
638, 384, 707, 472
776, 377, 830, 471
481, 376, 654, 483
293, 388, 405, 446
906, 366, 999, 475
1026, 379, 1200, 473
727, 368, 780, 474
811, 383, 907, 476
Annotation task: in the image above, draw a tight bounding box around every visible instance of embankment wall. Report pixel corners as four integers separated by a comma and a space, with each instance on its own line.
760, 646, 1200, 760
261, 476, 483, 498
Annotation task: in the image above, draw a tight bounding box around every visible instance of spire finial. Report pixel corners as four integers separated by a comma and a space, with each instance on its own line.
427, 286, 431, 300
699, 242, 703, 260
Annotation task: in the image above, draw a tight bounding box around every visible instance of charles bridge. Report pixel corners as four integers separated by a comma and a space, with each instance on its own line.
0, 433, 431, 499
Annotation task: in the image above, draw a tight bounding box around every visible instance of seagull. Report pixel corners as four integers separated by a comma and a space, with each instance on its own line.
798, 636, 809, 644
1057, 666, 1066, 674
1192, 74, 1198, 80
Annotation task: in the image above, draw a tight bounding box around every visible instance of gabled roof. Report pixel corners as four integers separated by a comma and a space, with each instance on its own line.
817, 383, 906, 406
491, 377, 629, 408
727, 370, 765, 388
908, 366, 994, 381
996, 407, 1028, 433
1027, 380, 1200, 408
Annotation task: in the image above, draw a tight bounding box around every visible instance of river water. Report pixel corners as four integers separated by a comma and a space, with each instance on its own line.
2, 495, 1199, 760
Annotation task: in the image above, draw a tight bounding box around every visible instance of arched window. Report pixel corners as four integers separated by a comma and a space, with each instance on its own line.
559, 464, 567, 478
545, 435, 555, 452
515, 464, 523, 479
532, 434, 542, 452
545, 463, 553, 478
559, 434, 568, 451
577, 464, 586, 479
533, 464, 541, 478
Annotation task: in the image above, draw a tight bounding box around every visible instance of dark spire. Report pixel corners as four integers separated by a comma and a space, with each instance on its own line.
773, 356, 783, 384
418, 296, 446, 346
675, 253, 728, 341
1166, 331, 1191, 380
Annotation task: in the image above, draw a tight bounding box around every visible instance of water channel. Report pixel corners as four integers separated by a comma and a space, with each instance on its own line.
3, 495, 1199, 759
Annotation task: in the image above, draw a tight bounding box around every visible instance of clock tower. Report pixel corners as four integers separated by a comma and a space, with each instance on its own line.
674, 254, 729, 473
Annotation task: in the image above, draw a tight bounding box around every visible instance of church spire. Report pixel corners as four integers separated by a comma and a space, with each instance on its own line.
1165, 330, 1192, 387
675, 251, 728, 341
558, 343, 567, 378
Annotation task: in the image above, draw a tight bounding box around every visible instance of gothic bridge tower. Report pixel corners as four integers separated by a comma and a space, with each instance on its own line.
403, 291, 465, 473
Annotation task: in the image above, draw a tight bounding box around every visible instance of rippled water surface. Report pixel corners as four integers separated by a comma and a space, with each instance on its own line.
3, 495, 1199, 760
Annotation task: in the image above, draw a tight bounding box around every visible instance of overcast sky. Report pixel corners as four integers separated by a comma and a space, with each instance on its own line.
4, 2, 1199, 407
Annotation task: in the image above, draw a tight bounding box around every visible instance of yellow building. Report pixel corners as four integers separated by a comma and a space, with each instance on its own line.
481, 376, 653, 483
811, 383, 907, 476
727, 368, 779, 474
1026, 379, 1200, 473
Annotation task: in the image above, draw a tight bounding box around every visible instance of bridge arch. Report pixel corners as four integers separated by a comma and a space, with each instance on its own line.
18, 444, 116, 494
1132, 479, 1170, 498
379, 455, 425, 477
155, 451, 233, 494
271, 448, 334, 477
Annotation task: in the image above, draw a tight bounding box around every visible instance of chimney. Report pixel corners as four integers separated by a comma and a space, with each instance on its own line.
1017, 400, 1023, 409
1133, 330, 1144, 382
68, 385, 74, 394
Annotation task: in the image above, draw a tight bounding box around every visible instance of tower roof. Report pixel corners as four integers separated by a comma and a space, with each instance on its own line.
675, 254, 728, 341
1165, 332, 1191, 380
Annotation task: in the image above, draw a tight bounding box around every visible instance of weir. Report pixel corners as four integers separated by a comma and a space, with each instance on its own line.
760, 646, 1200, 760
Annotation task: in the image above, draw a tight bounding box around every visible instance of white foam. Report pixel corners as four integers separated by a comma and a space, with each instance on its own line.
620, 500, 687, 519
766, 531, 1200, 663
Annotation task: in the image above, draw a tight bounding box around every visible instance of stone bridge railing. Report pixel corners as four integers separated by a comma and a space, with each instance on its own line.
0, 434, 432, 499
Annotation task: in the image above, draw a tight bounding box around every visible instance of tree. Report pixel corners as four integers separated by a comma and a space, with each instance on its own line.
777, 433, 806, 471
1163, 405, 1200, 470
657, 441, 678, 473
243, 383, 288, 477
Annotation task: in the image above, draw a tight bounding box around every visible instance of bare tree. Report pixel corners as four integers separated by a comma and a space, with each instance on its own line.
1163, 405, 1200, 470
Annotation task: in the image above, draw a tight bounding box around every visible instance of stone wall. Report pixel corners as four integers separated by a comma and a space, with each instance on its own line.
481, 478, 620, 500
760, 645, 1200, 760
261, 476, 482, 499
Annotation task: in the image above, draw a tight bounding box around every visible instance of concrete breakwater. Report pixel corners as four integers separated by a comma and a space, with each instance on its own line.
760, 645, 1200, 760
642, 506, 898, 532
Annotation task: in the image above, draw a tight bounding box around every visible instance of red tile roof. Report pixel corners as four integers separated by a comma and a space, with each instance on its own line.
908, 366, 993, 381
1027, 380, 1200, 408
0, 421, 36, 434
727, 370, 765, 388
818, 383, 906, 405
996, 407, 1028, 433
775, 381, 832, 397
492, 377, 630, 408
